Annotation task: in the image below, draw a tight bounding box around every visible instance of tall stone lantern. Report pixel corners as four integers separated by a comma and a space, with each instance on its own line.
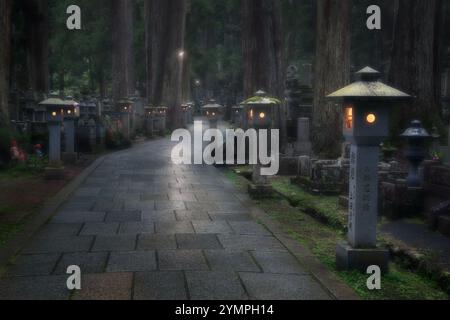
39, 95, 66, 179
327, 67, 412, 272
241, 90, 282, 198
62, 98, 80, 163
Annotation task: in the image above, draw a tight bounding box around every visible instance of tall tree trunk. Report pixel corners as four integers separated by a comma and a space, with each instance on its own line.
241, 0, 286, 150
145, 0, 187, 129
312, 0, 352, 158
241, 0, 284, 98
0, 0, 12, 128
111, 0, 135, 103
23, 0, 50, 98
388, 0, 443, 134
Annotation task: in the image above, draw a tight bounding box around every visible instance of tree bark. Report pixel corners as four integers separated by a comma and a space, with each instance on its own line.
0, 0, 12, 128
145, 0, 187, 129
241, 0, 284, 98
23, 0, 50, 97
111, 0, 135, 103
312, 0, 352, 158
388, 0, 443, 133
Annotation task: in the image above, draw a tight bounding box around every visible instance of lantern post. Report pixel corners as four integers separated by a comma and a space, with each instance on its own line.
62, 98, 80, 163
39, 95, 66, 179
327, 67, 412, 272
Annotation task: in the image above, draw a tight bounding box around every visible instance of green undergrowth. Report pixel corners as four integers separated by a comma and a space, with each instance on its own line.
0, 223, 23, 248
271, 177, 347, 230
224, 168, 450, 300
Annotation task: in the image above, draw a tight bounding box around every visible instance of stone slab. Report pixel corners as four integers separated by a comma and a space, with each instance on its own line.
106, 251, 157, 272
239, 273, 331, 300
72, 273, 133, 300
186, 271, 247, 300
137, 234, 177, 250
176, 234, 223, 250
91, 235, 137, 252
133, 272, 187, 300
158, 250, 209, 271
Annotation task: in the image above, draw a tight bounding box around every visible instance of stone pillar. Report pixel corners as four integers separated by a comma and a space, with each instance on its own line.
122, 113, 130, 139
337, 144, 389, 272
45, 122, 65, 180
295, 118, 312, 156
48, 123, 61, 166
62, 119, 77, 163
347, 145, 379, 247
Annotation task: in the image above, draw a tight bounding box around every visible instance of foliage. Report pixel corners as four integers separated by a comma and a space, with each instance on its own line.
271, 176, 347, 231
105, 128, 131, 150
48, 0, 112, 96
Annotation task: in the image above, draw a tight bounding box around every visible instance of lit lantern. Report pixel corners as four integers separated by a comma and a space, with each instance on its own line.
241, 90, 281, 130
62, 98, 80, 120
202, 99, 225, 123
39, 94, 67, 177
40, 95, 66, 123
327, 66, 412, 273
117, 99, 133, 114
61, 98, 80, 163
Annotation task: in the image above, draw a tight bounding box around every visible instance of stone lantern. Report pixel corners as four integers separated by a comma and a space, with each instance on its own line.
241, 90, 281, 131
241, 90, 282, 198
39, 95, 66, 179
202, 100, 225, 126
144, 106, 155, 137
117, 98, 133, 139
155, 106, 168, 135
327, 67, 412, 272
401, 120, 431, 188
62, 97, 80, 163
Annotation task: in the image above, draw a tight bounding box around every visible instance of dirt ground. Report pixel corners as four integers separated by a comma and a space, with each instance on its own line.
0, 154, 99, 240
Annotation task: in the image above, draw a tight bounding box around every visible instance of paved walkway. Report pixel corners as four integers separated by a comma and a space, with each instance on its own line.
0, 139, 331, 300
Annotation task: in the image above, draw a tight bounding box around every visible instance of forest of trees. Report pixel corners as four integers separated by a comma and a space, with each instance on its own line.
0, 0, 449, 156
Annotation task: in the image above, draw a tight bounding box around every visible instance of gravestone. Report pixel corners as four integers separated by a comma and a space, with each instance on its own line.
295, 118, 312, 156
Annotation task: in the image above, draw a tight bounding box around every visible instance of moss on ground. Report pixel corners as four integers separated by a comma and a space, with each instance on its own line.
224, 168, 450, 300
271, 177, 347, 230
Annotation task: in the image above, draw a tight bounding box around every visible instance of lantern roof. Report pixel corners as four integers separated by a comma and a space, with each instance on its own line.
38, 96, 65, 106
62, 97, 79, 107
401, 120, 431, 139
117, 98, 134, 105
241, 90, 281, 105
202, 99, 223, 109
327, 67, 411, 101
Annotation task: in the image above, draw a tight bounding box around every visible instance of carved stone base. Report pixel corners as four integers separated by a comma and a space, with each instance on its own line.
336, 242, 389, 273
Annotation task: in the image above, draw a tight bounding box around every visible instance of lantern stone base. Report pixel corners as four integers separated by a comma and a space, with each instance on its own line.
62, 152, 78, 164
248, 183, 274, 199
336, 242, 389, 274
45, 166, 65, 180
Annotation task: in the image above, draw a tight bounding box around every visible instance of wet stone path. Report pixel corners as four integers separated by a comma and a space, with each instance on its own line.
0, 139, 331, 300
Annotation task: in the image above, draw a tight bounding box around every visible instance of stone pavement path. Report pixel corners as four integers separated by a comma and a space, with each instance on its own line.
0, 139, 331, 300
